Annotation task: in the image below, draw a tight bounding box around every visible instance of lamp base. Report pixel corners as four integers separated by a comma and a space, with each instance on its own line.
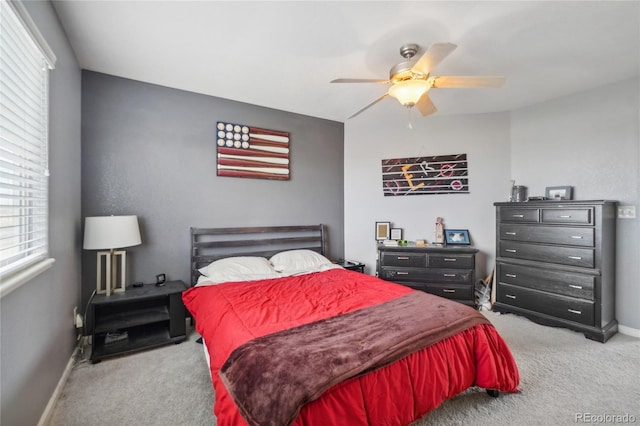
96, 250, 127, 296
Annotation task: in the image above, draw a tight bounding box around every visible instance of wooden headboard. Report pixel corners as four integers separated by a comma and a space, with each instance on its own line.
190, 224, 326, 286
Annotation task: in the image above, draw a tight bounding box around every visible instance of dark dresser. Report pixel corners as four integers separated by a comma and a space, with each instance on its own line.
493, 200, 617, 342
377, 244, 478, 306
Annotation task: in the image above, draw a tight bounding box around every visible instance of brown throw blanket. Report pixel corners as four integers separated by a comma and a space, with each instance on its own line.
220, 291, 490, 426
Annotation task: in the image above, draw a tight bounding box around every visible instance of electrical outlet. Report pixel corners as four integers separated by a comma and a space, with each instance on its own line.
617, 205, 636, 219
73, 306, 83, 329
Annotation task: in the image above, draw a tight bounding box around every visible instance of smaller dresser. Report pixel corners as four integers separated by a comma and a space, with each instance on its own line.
493, 200, 617, 342
377, 244, 478, 306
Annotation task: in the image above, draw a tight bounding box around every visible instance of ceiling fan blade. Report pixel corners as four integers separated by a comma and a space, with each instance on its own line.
348, 93, 389, 119
430, 76, 506, 88
331, 78, 390, 84
411, 43, 457, 76
415, 92, 437, 117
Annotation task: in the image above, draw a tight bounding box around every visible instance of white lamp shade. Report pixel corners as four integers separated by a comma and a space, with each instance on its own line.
388, 80, 431, 106
83, 215, 142, 250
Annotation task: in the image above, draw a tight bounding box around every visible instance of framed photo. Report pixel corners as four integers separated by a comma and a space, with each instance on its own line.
390, 228, 403, 240
444, 229, 470, 245
375, 222, 391, 241
545, 186, 573, 201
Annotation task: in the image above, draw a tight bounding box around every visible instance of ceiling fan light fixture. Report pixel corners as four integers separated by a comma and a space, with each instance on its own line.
388, 80, 430, 107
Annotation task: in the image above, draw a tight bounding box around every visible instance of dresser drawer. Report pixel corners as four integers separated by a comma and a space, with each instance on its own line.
498, 263, 595, 300
398, 282, 428, 292
499, 241, 594, 268
497, 283, 594, 326
424, 283, 474, 301
499, 224, 594, 247
427, 254, 474, 269
423, 269, 473, 284
380, 252, 426, 268
541, 208, 593, 225
499, 208, 540, 223
379, 267, 472, 284
378, 268, 429, 282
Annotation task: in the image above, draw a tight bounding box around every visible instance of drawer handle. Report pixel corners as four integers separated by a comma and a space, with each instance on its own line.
443, 273, 456, 277
443, 289, 456, 293
569, 284, 583, 289
570, 236, 583, 239
559, 215, 572, 218
396, 256, 410, 260
505, 273, 517, 278
396, 271, 409, 275
567, 309, 582, 315
443, 258, 457, 262
505, 294, 516, 299
505, 232, 517, 235
505, 249, 517, 253
568, 256, 582, 260
512, 214, 524, 218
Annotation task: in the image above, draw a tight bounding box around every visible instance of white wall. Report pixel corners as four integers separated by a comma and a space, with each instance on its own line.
510, 77, 640, 330
344, 111, 512, 277
344, 77, 639, 332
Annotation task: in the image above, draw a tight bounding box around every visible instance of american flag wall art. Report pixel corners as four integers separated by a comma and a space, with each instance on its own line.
216, 121, 290, 180
381, 153, 469, 196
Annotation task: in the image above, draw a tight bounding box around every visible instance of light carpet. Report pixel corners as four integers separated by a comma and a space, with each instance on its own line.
47, 311, 640, 426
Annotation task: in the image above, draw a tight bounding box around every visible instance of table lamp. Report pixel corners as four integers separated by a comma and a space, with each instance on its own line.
83, 215, 142, 296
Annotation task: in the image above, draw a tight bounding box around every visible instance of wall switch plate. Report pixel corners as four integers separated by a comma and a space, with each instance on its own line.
617, 205, 636, 219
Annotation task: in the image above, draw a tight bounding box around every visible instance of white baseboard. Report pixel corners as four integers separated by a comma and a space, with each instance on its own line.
618, 324, 640, 338
37, 346, 78, 426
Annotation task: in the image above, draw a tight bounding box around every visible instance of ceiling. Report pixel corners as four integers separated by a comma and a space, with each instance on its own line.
51, 1, 639, 123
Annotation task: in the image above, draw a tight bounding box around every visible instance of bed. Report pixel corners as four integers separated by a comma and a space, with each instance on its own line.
182, 225, 519, 426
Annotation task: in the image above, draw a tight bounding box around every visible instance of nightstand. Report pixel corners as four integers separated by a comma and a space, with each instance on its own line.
336, 260, 365, 273
88, 280, 187, 363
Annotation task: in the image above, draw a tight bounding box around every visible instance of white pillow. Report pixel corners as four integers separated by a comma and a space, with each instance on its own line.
269, 249, 333, 274
197, 256, 279, 284
283, 262, 344, 277
195, 272, 281, 286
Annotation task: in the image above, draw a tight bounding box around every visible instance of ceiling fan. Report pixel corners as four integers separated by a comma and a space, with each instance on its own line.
331, 43, 505, 119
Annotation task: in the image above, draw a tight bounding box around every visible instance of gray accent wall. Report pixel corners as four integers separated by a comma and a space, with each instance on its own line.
81, 71, 345, 305
0, 1, 82, 425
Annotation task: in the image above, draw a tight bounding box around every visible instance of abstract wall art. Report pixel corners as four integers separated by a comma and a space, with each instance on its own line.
381, 153, 469, 196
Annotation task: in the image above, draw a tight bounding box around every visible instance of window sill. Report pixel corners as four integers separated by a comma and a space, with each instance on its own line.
0, 258, 56, 299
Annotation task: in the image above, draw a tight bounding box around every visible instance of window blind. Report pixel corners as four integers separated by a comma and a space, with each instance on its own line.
0, 0, 55, 280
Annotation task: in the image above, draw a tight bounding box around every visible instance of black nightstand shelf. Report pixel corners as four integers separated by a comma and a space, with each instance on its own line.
89, 280, 187, 363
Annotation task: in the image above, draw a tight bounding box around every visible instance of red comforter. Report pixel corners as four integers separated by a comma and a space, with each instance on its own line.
182, 268, 519, 426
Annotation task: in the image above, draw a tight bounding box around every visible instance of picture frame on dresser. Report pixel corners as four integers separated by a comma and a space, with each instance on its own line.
545, 186, 573, 200
390, 228, 403, 241
375, 222, 391, 241
444, 229, 470, 245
